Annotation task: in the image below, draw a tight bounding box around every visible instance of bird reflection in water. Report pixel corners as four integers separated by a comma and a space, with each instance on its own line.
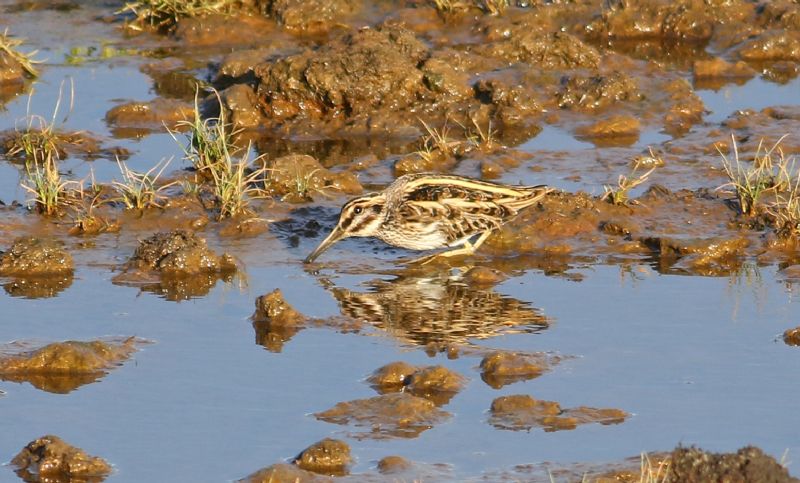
327, 270, 550, 348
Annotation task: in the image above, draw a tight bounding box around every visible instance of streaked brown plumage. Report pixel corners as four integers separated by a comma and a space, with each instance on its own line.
304, 173, 552, 263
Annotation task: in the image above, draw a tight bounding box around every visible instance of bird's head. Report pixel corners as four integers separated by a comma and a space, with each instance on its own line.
304, 193, 387, 263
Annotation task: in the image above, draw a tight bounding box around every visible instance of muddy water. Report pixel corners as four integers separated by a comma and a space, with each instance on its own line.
1, 1, 800, 482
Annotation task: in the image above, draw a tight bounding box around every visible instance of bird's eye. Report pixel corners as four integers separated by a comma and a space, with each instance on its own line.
354, 207, 363, 214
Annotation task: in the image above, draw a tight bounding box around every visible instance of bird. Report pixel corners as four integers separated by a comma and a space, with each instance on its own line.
304, 173, 552, 264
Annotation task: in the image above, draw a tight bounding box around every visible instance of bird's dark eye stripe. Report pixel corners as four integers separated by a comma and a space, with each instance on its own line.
372, 205, 382, 214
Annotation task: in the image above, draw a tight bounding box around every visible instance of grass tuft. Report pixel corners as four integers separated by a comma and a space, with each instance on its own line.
21, 151, 75, 216
718, 134, 789, 216
171, 90, 267, 218
0, 28, 42, 78
112, 157, 176, 210
766, 155, 800, 238
9, 80, 74, 163
603, 162, 656, 206
117, 0, 236, 30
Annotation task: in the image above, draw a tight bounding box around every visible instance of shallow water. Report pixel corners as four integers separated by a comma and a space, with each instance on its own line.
2, 2, 800, 482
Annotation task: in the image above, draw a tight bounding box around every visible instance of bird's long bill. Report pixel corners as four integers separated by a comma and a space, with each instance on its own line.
304, 226, 346, 263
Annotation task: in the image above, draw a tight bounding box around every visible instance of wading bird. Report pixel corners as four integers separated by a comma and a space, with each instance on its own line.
304, 173, 552, 264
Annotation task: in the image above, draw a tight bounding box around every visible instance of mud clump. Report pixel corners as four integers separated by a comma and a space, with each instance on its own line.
577, 115, 641, 143
368, 362, 465, 405
124, 230, 236, 275
641, 236, 748, 274
0, 338, 139, 393
368, 361, 417, 388
0, 237, 73, 276
0, 237, 74, 298
254, 25, 429, 125
489, 394, 627, 432
666, 446, 798, 483
240, 463, 328, 483
105, 98, 194, 135
405, 365, 465, 405
315, 392, 450, 439
481, 351, 558, 389
252, 289, 306, 352
377, 455, 413, 475
783, 327, 800, 346
261, 154, 363, 202
11, 434, 112, 481
476, 31, 600, 70
557, 72, 641, 111
293, 438, 351, 476
268, 0, 359, 33
113, 230, 236, 301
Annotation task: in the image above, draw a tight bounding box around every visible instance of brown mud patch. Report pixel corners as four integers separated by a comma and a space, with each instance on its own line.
112, 230, 237, 301
12, 434, 112, 482
489, 394, 628, 433
315, 392, 450, 439
0, 337, 141, 393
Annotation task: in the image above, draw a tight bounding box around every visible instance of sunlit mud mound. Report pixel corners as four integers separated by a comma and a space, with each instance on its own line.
12, 434, 112, 483
369, 361, 466, 406
112, 230, 237, 301
0, 337, 141, 394
0, 237, 74, 298
329, 272, 550, 346
292, 438, 352, 477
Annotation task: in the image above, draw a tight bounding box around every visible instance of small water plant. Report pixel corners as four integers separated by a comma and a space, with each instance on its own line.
602, 162, 656, 206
